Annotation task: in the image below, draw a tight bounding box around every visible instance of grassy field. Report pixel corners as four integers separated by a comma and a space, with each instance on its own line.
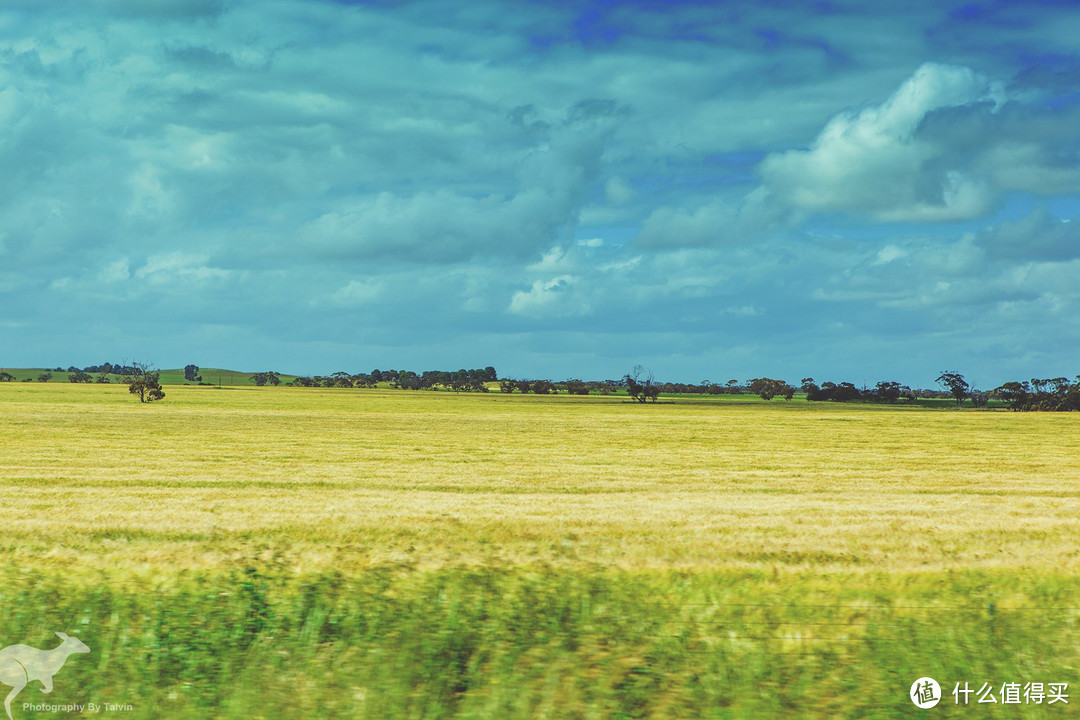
0, 383, 1077, 718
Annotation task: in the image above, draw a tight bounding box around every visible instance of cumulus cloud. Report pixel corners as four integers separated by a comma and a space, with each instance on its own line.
509, 276, 591, 318
762, 61, 1080, 225
761, 63, 998, 221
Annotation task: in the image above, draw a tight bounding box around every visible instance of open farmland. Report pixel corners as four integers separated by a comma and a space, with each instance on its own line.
1, 383, 1078, 718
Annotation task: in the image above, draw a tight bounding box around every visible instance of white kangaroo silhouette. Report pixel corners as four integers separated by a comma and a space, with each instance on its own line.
0, 632, 90, 720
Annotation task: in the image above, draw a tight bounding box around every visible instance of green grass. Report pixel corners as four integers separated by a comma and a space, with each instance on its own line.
0, 384, 1077, 718
4, 567, 1076, 719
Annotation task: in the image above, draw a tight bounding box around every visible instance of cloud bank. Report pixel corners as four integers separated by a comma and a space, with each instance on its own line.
1, 0, 1079, 385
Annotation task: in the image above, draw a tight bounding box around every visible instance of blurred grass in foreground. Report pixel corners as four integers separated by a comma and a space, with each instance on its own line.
2, 566, 1077, 719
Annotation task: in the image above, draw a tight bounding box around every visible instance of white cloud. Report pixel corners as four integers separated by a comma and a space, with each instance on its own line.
99, 259, 131, 283
721, 305, 761, 317
508, 276, 591, 318
126, 163, 174, 221
134, 252, 231, 283
872, 245, 907, 265
328, 279, 383, 307
761, 63, 997, 221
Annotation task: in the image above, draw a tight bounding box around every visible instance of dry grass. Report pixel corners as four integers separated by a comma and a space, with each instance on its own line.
2, 383, 1078, 578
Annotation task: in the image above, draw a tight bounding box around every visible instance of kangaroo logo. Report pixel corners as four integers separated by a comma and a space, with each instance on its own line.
0, 633, 90, 720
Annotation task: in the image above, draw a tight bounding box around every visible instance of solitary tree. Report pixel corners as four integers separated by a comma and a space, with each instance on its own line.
936, 371, 969, 407
37, 373, 52, 383
125, 362, 165, 403
184, 364, 201, 382
0, 372, 14, 382
624, 366, 660, 403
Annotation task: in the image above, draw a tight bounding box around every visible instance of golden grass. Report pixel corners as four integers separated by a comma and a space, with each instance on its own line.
2, 383, 1078, 581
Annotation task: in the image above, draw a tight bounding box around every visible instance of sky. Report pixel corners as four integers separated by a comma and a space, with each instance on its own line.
1, 0, 1078, 387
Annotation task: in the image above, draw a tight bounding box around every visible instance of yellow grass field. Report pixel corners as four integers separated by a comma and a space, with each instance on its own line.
1, 383, 1078, 718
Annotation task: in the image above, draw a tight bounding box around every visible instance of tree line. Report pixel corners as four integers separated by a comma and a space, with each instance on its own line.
285, 367, 498, 391
6, 362, 1078, 411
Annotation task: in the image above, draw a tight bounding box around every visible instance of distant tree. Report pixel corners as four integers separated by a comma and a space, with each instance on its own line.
514, 380, 532, 394
251, 371, 282, 387
531, 380, 556, 395
81, 363, 115, 375
37, 373, 52, 383
804, 380, 827, 401
499, 380, 516, 393
95, 372, 111, 384
0, 372, 13, 382
595, 380, 619, 395
725, 379, 740, 394
68, 371, 93, 383
624, 366, 660, 403
830, 382, 861, 402
994, 376, 1080, 412
866, 382, 900, 403
329, 371, 354, 388
483, 366, 498, 382
748, 377, 795, 401
351, 373, 376, 388
936, 371, 970, 407
184, 364, 201, 382
993, 381, 1029, 409
564, 379, 590, 395
394, 372, 423, 390
125, 362, 165, 403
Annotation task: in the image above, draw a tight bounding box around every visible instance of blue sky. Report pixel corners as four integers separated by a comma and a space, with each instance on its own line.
1, 0, 1078, 386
